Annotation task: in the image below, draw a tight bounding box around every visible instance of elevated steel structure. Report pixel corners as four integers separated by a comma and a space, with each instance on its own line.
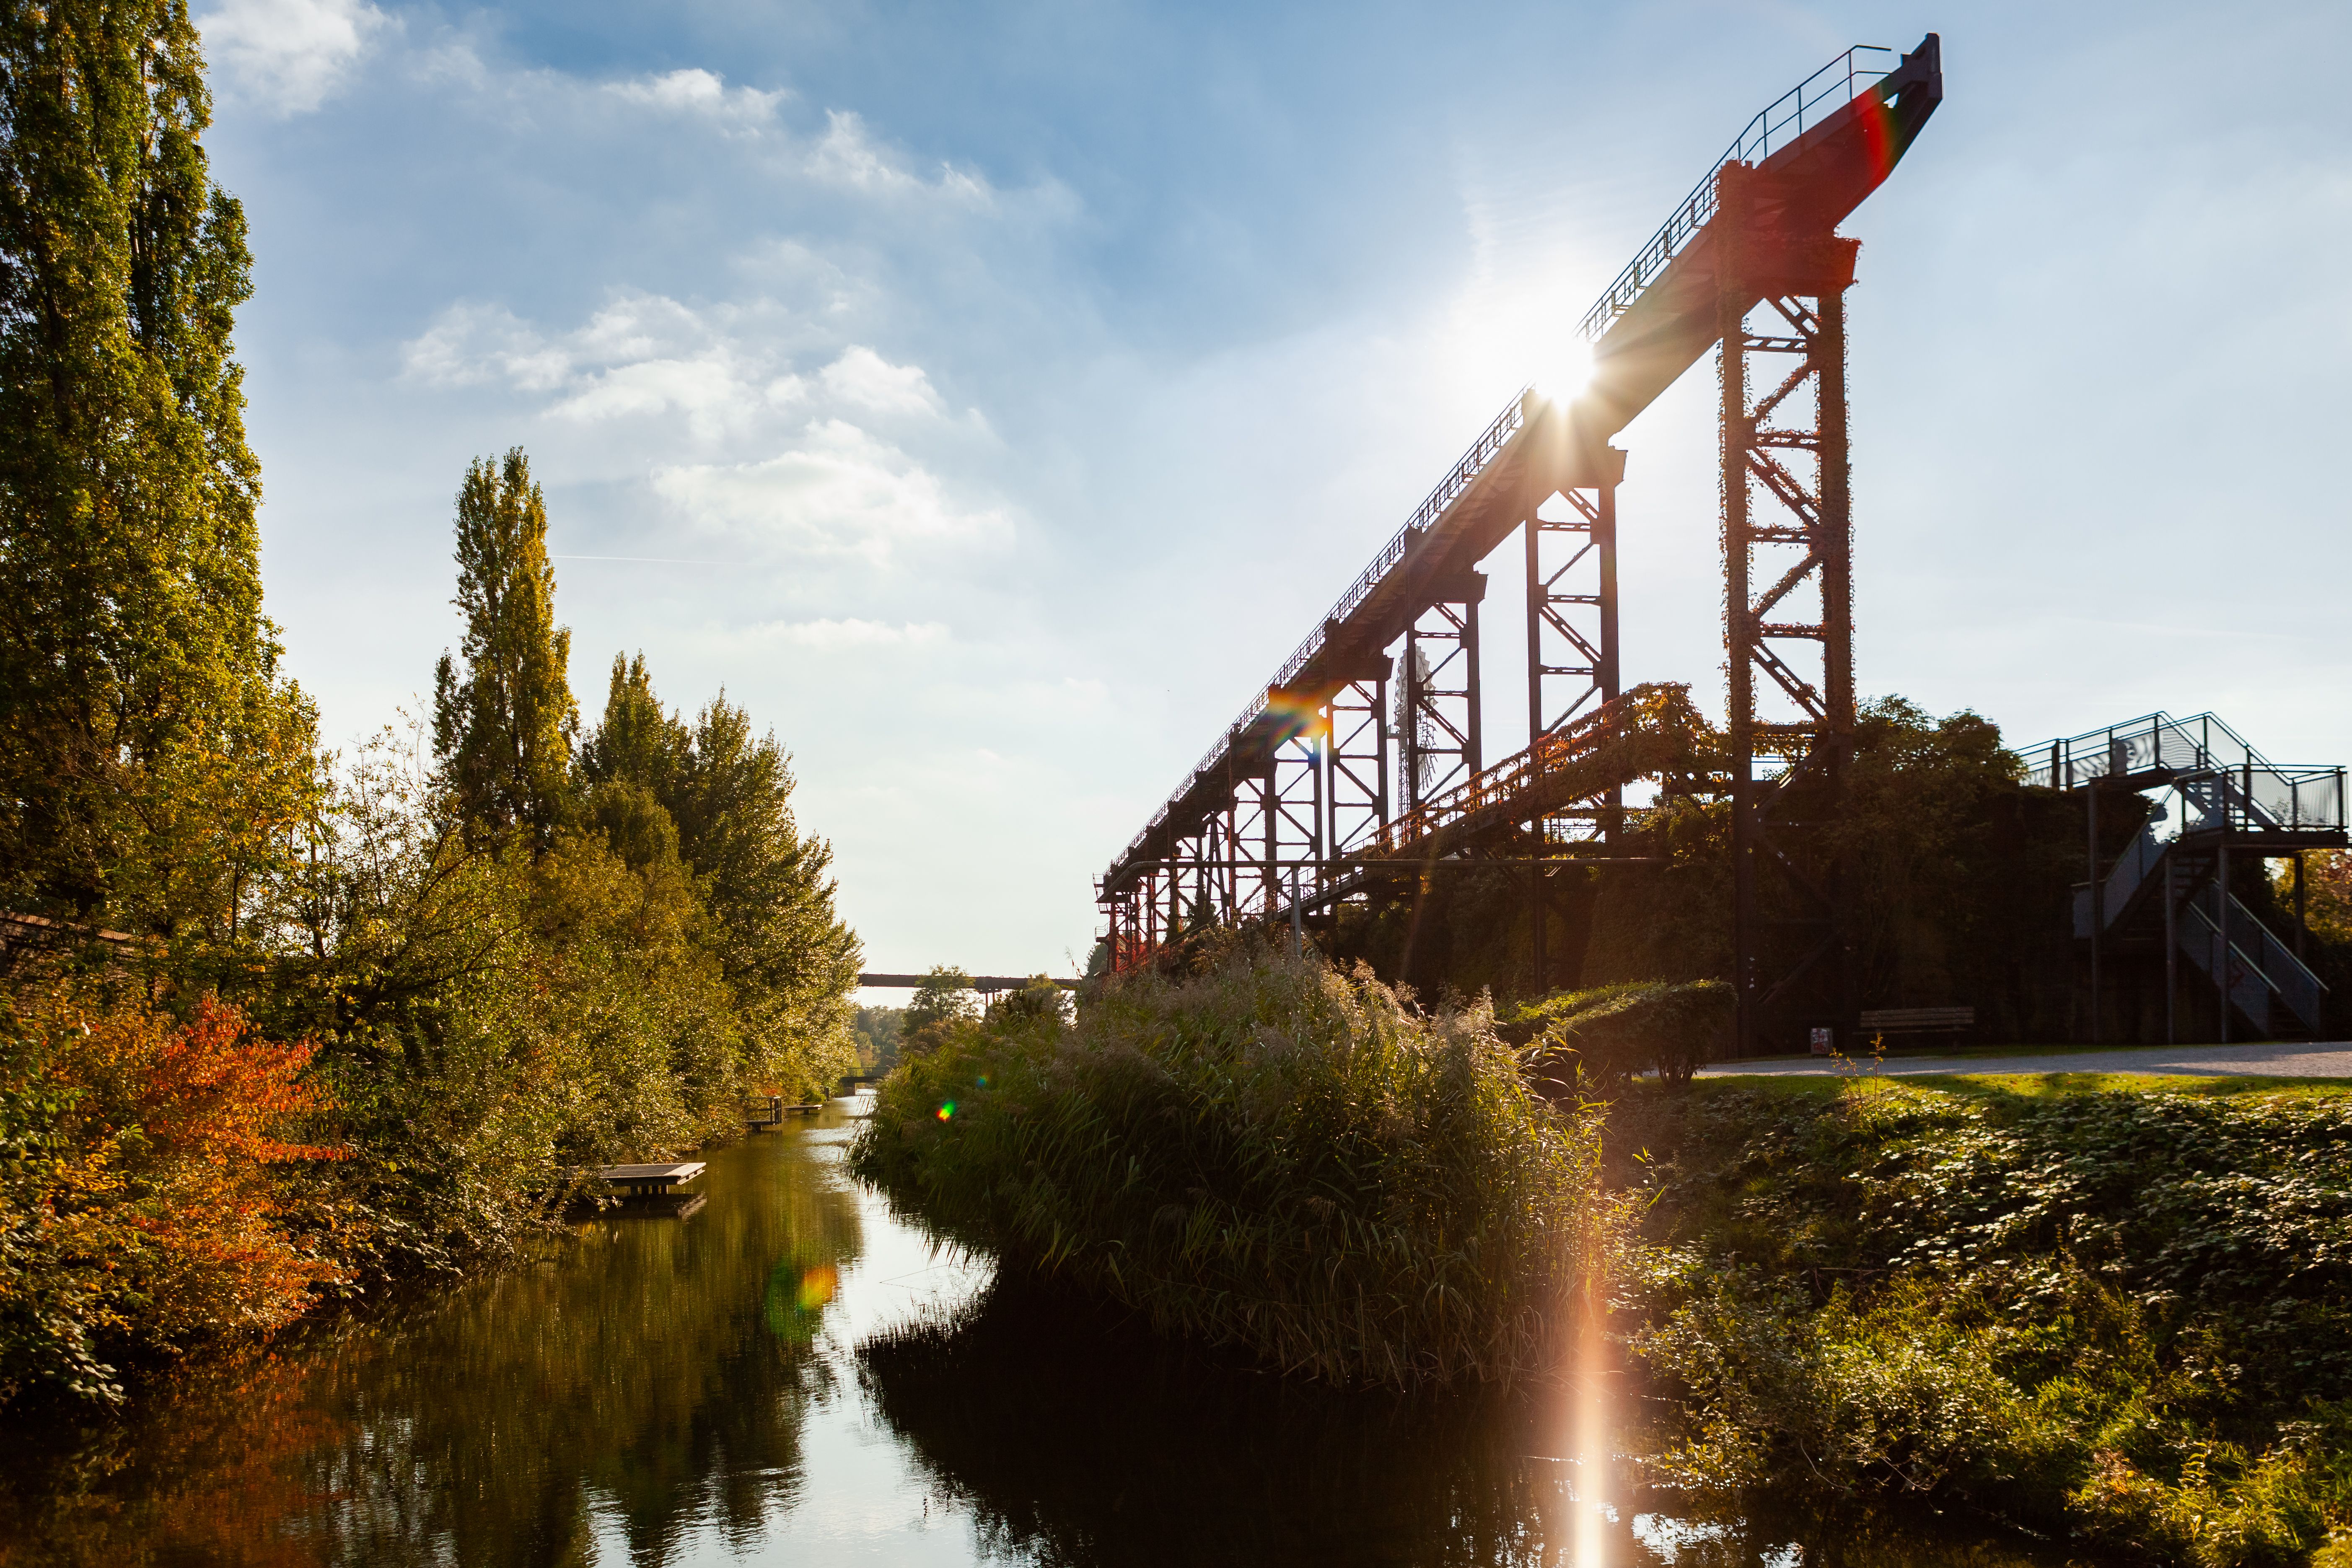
1098, 36, 1945, 1054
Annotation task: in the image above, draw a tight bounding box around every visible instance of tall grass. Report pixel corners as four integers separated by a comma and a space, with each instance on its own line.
852, 951, 1613, 1389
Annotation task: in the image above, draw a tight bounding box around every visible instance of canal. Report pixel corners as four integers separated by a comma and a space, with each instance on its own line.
0, 1096, 2048, 1565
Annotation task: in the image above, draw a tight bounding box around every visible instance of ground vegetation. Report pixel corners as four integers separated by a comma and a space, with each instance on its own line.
1618, 1074, 2352, 1567
854, 948, 1611, 1389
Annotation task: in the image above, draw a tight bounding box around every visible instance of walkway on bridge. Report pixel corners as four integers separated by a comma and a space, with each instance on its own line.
1703, 1040, 2352, 1080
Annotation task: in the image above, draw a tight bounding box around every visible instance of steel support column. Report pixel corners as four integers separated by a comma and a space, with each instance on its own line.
1326, 676, 1389, 861
1721, 163, 1857, 1056
1399, 578, 1486, 813
2217, 843, 2231, 1045
1523, 456, 1626, 855
1269, 733, 1322, 918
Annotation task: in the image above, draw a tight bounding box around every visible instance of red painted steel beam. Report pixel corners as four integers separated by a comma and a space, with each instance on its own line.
1099, 36, 1941, 900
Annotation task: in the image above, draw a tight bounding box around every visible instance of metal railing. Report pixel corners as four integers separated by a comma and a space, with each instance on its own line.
2022, 711, 2268, 792
1105, 42, 1908, 888
1361, 684, 1696, 860
2182, 886, 2328, 1034
1106, 390, 1534, 879
2178, 765, 2347, 835
1575, 45, 1896, 344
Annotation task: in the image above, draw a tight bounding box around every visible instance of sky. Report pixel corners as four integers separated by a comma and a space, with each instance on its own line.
195, 0, 2352, 985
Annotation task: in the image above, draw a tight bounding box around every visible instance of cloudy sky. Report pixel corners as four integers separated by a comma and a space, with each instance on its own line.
198, 0, 2352, 982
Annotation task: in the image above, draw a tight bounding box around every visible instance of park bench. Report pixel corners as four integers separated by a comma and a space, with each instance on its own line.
1855, 1006, 1976, 1045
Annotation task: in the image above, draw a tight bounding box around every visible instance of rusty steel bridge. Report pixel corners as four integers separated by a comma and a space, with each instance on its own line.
1094, 36, 1945, 1055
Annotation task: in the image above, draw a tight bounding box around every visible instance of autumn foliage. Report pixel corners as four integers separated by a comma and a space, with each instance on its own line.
0, 972, 345, 1405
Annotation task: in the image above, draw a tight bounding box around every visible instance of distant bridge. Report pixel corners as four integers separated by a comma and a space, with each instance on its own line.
1094, 36, 1945, 1055
857, 973, 1081, 994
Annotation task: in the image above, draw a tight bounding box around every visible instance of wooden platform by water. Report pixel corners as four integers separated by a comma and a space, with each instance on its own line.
596, 1161, 706, 1196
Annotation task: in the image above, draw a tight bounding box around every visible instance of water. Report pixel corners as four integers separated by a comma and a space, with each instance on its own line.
0, 1098, 2051, 1565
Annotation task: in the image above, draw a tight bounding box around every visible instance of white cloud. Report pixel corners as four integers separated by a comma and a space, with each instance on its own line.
401, 302, 571, 390
199, 0, 389, 116
399, 295, 1013, 559
762, 618, 950, 649
550, 354, 757, 440
807, 109, 991, 202
653, 420, 1011, 564
820, 346, 943, 416
403, 296, 963, 438
605, 68, 785, 133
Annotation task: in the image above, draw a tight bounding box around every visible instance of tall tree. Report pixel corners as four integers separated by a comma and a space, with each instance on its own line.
671, 694, 860, 1007
432, 449, 576, 849
576, 653, 689, 873
578, 653, 686, 799
0, 0, 316, 934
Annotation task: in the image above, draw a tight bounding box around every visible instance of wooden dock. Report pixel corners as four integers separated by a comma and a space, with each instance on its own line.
596, 1161, 707, 1197
746, 1097, 824, 1130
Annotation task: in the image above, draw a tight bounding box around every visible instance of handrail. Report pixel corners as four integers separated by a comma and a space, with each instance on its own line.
1575, 44, 1896, 343
1103, 38, 1915, 890
1369, 690, 1629, 857
1362, 683, 1694, 859
2020, 710, 2269, 791
2178, 765, 2347, 835
1107, 389, 1533, 878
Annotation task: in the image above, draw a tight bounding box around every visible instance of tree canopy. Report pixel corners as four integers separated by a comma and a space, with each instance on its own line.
432, 450, 575, 850
0, 0, 314, 941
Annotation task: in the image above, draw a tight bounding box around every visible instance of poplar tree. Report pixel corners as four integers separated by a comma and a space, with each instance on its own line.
432, 450, 576, 848
0, 0, 316, 932
578, 653, 687, 801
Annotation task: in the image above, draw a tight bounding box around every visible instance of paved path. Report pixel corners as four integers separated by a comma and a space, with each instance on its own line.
1701, 1041, 2352, 1079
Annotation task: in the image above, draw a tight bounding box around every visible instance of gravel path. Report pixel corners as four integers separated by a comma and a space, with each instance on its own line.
1700, 1041, 2352, 1079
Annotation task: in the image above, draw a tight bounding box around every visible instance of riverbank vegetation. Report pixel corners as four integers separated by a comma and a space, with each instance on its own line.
854, 950, 1610, 1387
861, 942, 2352, 1564
0, 6, 857, 1409
1622, 1074, 2352, 1567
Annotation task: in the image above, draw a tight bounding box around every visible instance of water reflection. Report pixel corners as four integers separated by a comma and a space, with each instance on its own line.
0, 1104, 2057, 1567
857, 1279, 2054, 1568
0, 1109, 870, 1565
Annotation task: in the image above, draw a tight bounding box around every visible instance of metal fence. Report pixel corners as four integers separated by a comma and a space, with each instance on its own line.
1106, 390, 1535, 881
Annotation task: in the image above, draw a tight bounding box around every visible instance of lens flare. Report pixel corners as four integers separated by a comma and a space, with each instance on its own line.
796, 1264, 838, 1311
763, 1254, 839, 1342
935, 1100, 957, 1121
1263, 687, 1324, 744
1857, 84, 1899, 181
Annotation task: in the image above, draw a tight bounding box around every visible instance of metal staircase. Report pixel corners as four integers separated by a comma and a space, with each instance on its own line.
2033, 712, 2345, 1042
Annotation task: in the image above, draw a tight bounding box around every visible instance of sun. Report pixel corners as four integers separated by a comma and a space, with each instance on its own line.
1531, 336, 1595, 406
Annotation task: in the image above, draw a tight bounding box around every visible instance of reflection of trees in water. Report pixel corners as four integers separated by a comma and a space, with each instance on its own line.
857, 1274, 1555, 1567
856, 1278, 2059, 1568
0, 1135, 865, 1566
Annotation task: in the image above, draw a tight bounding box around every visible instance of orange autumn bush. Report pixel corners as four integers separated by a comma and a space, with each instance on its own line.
0, 970, 347, 1405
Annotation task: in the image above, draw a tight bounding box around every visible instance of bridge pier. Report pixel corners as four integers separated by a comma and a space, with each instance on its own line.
1719, 161, 1859, 1055
1400, 575, 1486, 812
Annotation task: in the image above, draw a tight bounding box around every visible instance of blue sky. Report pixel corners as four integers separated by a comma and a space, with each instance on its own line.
198, 0, 2352, 982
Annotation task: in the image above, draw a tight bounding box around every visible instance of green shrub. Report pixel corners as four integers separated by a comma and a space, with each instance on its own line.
1501, 979, 1733, 1089
853, 950, 1616, 1389
1617, 1078, 2352, 1564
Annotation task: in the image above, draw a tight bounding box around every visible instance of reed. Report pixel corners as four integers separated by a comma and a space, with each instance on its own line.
852, 950, 1614, 1390
1499, 979, 1734, 1089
